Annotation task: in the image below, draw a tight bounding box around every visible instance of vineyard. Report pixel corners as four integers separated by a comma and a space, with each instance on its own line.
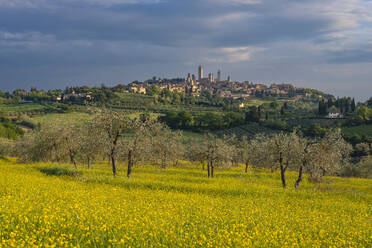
343, 124, 372, 138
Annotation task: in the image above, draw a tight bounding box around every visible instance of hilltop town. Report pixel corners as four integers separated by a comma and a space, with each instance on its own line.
126, 66, 326, 100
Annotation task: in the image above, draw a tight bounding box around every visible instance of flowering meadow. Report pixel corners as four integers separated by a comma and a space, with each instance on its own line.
0, 158, 371, 247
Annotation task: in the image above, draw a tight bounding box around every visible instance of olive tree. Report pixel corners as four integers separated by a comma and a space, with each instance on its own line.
0, 138, 13, 158
15, 123, 66, 162
294, 137, 317, 189
237, 136, 257, 173
186, 140, 207, 170
149, 122, 184, 168
59, 125, 82, 168
118, 118, 154, 177
226, 134, 240, 168
90, 110, 130, 176
249, 131, 302, 188
79, 119, 104, 168
306, 129, 352, 182
200, 134, 231, 178
273, 131, 303, 188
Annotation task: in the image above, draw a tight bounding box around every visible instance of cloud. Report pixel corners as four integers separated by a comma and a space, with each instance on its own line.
327, 48, 372, 63
0, 0, 161, 9
210, 0, 261, 5
0, 0, 371, 100
202, 46, 265, 63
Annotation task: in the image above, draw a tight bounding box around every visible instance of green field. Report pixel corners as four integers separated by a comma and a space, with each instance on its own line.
31, 112, 92, 126
343, 125, 372, 138
30, 111, 163, 127
0, 158, 370, 247
243, 98, 270, 107
0, 103, 46, 114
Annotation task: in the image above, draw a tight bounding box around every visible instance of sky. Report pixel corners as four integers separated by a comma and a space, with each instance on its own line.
0, 0, 371, 101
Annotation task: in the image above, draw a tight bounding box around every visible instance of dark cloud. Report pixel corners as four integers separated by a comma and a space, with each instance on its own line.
327, 47, 372, 63
0, 0, 371, 100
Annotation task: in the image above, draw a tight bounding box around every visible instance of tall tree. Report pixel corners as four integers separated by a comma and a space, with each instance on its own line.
351, 98, 356, 112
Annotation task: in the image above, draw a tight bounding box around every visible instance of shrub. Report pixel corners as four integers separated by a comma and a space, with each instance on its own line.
39, 166, 82, 177
342, 157, 372, 179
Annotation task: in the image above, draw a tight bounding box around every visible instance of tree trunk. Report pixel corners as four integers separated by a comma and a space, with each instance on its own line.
161, 158, 166, 169
245, 162, 249, 173
111, 156, 117, 177
202, 161, 205, 171
295, 165, 303, 189
278, 152, 286, 188
211, 161, 214, 178
70, 152, 77, 169
280, 165, 286, 188
127, 151, 132, 178
207, 161, 210, 178
87, 156, 91, 169
279, 152, 286, 188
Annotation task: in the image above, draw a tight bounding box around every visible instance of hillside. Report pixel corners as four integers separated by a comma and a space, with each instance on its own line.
0, 159, 370, 247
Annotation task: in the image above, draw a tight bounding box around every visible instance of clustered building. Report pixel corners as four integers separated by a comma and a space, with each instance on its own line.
126, 65, 313, 100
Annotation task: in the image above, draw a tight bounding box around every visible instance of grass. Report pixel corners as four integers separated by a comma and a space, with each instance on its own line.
343, 124, 372, 138
39, 166, 82, 177
31, 111, 162, 128
243, 98, 270, 107
0, 158, 371, 247
0, 103, 46, 114
31, 112, 91, 126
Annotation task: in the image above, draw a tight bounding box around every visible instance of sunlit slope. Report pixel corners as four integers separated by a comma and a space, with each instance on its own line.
0, 159, 371, 247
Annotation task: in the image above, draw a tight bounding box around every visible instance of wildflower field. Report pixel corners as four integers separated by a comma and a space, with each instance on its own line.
0, 158, 371, 247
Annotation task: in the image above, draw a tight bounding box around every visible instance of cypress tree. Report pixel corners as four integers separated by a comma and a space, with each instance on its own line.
328, 98, 334, 108
351, 98, 356, 112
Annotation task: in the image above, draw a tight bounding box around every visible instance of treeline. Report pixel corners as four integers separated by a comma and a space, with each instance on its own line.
318, 97, 356, 115
159, 111, 245, 131
317, 96, 372, 126
159, 106, 262, 132
2, 110, 369, 187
